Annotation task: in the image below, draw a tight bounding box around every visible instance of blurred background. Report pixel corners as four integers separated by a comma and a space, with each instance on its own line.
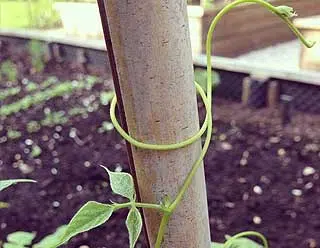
0, 0, 319, 248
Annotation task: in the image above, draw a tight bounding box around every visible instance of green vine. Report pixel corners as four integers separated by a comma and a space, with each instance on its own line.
56, 1, 315, 248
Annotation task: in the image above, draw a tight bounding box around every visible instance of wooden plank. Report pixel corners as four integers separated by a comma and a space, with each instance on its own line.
212, 24, 295, 56
201, 0, 320, 56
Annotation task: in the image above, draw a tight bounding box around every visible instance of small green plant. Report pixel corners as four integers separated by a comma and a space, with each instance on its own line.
28, 40, 45, 73
7, 129, 22, 140
0, 79, 100, 117
27, 121, 41, 133
31, 145, 42, 158
1, 226, 67, 248
0, 87, 21, 101
41, 111, 68, 127
98, 121, 114, 133
50, 1, 315, 248
26, 82, 39, 92
0, 60, 18, 82
68, 107, 87, 116
100, 91, 115, 106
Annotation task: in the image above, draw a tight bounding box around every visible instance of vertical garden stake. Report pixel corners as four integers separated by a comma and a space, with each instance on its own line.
99, 1, 211, 248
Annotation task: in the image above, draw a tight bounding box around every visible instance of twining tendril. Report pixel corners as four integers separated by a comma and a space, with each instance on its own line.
110, 0, 314, 247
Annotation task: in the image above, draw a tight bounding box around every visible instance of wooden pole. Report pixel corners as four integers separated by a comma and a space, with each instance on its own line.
103, 1, 211, 248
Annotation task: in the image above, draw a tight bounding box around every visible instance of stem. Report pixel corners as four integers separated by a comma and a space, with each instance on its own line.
154, 213, 171, 248
113, 202, 165, 212
110, 82, 209, 151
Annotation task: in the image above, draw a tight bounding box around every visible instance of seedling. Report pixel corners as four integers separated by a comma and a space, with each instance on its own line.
98, 121, 114, 133
7, 129, 22, 140
0, 87, 21, 101
41, 111, 68, 127
31, 144, 42, 158
67, 107, 85, 116
28, 40, 45, 73
52, 2, 314, 248
100, 91, 115, 106
26, 82, 39, 92
0, 60, 18, 82
0, 79, 99, 117
1, 226, 67, 248
27, 121, 41, 133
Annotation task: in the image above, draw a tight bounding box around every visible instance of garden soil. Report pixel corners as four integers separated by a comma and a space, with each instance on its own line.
0, 49, 319, 248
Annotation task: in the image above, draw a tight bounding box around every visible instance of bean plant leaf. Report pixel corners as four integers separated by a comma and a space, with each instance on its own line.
0, 179, 36, 192
228, 237, 262, 248
3, 243, 26, 248
101, 165, 135, 201
276, 5, 297, 18
211, 242, 224, 248
126, 207, 142, 248
33, 225, 67, 248
6, 231, 36, 246
58, 201, 114, 246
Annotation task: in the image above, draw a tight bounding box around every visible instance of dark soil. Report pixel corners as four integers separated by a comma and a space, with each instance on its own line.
0, 47, 319, 248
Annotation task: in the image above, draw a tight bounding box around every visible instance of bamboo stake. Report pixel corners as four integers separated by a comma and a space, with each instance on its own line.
102, 1, 211, 247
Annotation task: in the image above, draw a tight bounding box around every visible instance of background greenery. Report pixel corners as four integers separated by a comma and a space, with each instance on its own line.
0, 0, 219, 29
0, 0, 61, 29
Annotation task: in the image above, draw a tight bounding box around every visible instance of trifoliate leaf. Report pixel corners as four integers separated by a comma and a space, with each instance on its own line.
59, 201, 114, 246
276, 5, 297, 18
33, 225, 67, 248
0, 179, 36, 192
7, 231, 36, 246
101, 165, 135, 201
126, 207, 142, 248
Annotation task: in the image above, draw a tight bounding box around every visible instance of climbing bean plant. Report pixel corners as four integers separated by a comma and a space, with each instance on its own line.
53, 1, 315, 248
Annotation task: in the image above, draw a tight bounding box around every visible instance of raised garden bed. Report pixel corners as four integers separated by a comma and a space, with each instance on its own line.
0, 42, 320, 248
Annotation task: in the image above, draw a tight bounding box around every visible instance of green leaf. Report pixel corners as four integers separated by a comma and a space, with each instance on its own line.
7, 232, 36, 246
211, 242, 224, 248
31, 145, 42, 158
3, 243, 26, 248
0, 179, 36, 192
212, 237, 263, 248
33, 225, 67, 248
59, 201, 114, 246
225, 237, 263, 248
231, 237, 262, 247
276, 5, 297, 18
101, 165, 135, 201
126, 207, 142, 248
